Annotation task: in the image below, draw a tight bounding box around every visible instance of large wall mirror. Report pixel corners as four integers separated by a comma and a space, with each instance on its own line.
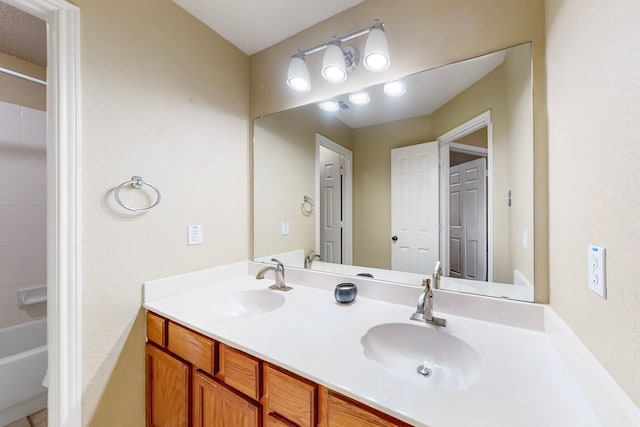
254, 43, 534, 301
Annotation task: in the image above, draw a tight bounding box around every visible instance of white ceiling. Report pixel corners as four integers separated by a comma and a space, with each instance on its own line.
0, 1, 46, 66
173, 0, 365, 55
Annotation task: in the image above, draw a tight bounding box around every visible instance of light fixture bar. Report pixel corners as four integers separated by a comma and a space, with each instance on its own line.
295, 19, 384, 57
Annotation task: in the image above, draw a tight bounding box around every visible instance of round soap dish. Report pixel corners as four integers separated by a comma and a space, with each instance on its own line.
334, 283, 358, 304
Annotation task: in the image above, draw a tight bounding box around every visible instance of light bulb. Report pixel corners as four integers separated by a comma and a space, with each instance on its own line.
364, 26, 390, 72
286, 55, 311, 92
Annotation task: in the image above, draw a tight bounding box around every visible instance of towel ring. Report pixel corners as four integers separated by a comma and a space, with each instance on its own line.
114, 176, 161, 212
301, 195, 314, 216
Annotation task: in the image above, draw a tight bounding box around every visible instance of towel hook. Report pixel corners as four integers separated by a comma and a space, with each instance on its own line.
114, 176, 161, 212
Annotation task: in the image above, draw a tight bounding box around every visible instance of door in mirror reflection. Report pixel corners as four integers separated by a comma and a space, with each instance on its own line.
390, 141, 439, 275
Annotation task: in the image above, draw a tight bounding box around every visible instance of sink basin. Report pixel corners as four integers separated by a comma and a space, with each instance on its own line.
360, 322, 483, 390
209, 290, 285, 317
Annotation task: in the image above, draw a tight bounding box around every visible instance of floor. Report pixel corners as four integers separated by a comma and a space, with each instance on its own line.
4, 408, 47, 427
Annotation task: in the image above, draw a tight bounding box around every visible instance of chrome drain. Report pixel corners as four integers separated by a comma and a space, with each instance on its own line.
416, 362, 432, 377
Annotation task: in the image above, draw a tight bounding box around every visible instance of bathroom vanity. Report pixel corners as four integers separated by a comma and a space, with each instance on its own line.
143, 262, 639, 427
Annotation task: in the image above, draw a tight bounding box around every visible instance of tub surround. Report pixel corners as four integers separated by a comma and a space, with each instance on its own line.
143, 262, 639, 427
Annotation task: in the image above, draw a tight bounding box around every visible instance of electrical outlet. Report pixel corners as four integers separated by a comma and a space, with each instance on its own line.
188, 225, 203, 245
588, 245, 606, 298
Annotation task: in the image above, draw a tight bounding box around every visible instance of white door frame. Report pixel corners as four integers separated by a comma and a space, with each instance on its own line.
4, 1, 82, 426
437, 111, 493, 281
315, 133, 352, 265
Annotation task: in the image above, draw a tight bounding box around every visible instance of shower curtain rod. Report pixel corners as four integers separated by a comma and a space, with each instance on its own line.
0, 66, 46, 85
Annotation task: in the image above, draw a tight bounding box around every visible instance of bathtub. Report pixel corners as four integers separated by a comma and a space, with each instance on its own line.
0, 318, 47, 426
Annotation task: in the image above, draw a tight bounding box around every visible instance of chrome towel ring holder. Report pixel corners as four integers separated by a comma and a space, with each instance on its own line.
114, 176, 161, 212
301, 195, 314, 216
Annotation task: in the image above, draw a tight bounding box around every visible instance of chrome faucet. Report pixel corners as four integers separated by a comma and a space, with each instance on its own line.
256, 258, 292, 291
410, 272, 447, 327
432, 260, 442, 290
304, 252, 322, 269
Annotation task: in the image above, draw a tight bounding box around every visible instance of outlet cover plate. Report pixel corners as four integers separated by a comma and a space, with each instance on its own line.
588, 245, 606, 298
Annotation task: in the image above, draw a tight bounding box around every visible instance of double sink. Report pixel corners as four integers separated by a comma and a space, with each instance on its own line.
207, 288, 483, 391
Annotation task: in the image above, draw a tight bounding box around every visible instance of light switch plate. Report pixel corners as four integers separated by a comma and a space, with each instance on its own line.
281, 220, 290, 235
588, 245, 606, 298
188, 225, 203, 245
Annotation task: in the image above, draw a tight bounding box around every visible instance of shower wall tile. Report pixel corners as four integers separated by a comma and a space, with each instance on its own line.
19, 206, 45, 225
0, 206, 20, 225
0, 101, 46, 329
0, 101, 21, 145
0, 245, 19, 267
20, 106, 46, 149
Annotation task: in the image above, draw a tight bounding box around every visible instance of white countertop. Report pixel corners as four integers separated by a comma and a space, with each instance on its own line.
143, 262, 640, 427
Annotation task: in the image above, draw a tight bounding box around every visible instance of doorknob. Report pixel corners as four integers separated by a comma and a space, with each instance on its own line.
392, 235, 398, 242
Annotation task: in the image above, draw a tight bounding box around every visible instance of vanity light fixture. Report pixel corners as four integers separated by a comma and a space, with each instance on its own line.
383, 80, 406, 97
286, 18, 390, 91
349, 91, 371, 105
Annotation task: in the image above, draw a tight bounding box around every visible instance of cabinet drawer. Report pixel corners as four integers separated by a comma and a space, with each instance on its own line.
219, 343, 261, 400
322, 388, 411, 427
167, 322, 215, 374
264, 364, 316, 427
146, 311, 166, 347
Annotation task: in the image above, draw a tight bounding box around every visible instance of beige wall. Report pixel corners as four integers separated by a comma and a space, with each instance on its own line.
546, 0, 640, 407
250, 0, 548, 302
503, 44, 534, 284
0, 52, 46, 110
254, 106, 352, 259
352, 115, 433, 268
72, 0, 250, 425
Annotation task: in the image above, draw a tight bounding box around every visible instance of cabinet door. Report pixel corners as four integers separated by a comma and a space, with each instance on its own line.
146, 343, 190, 427
320, 387, 411, 427
193, 370, 260, 427
264, 364, 316, 427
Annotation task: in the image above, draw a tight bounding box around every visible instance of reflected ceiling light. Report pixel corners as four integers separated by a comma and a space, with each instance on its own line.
286, 53, 311, 92
286, 18, 389, 91
383, 80, 406, 97
349, 91, 370, 105
318, 101, 340, 112
363, 24, 390, 72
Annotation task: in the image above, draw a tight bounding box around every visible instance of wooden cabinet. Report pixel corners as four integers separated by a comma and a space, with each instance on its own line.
168, 321, 215, 375
193, 371, 260, 427
146, 311, 166, 347
145, 343, 190, 427
319, 386, 412, 427
146, 311, 410, 427
264, 364, 316, 427
219, 344, 261, 400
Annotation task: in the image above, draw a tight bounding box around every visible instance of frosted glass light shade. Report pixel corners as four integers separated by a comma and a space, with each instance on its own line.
287, 55, 311, 92
363, 27, 390, 72
322, 43, 347, 83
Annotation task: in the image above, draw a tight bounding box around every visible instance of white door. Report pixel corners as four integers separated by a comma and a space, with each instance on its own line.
391, 142, 439, 274
319, 146, 342, 263
449, 157, 487, 280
